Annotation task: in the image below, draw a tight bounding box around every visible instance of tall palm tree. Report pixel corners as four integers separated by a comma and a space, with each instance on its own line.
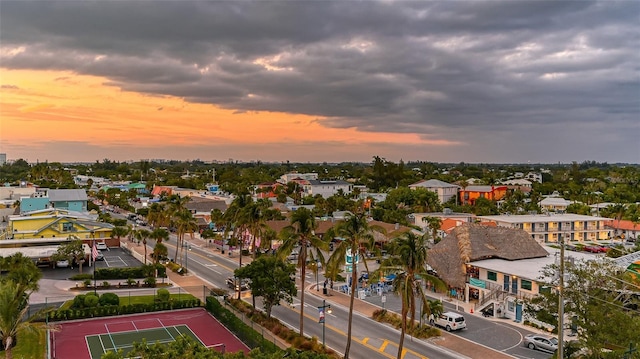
135, 229, 151, 264
173, 208, 198, 266
244, 200, 270, 258
326, 212, 383, 359
382, 231, 447, 359
278, 207, 327, 338
223, 193, 254, 298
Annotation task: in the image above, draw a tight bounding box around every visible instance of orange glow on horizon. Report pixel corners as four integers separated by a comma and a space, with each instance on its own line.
1, 69, 454, 151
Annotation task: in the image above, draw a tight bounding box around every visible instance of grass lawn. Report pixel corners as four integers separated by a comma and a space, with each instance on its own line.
0, 323, 47, 359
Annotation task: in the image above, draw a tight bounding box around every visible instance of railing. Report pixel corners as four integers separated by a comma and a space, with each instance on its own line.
478, 285, 505, 308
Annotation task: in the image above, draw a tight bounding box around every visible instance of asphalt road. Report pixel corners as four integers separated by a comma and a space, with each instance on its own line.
159, 234, 555, 359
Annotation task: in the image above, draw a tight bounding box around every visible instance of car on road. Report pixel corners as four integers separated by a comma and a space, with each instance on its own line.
584, 245, 608, 253
226, 277, 249, 291
429, 312, 467, 332
523, 334, 558, 353
96, 242, 108, 250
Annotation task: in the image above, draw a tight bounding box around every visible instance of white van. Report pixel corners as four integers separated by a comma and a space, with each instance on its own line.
429, 311, 467, 332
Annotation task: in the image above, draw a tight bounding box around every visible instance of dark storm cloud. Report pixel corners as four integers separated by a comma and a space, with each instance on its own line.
1, 0, 638, 162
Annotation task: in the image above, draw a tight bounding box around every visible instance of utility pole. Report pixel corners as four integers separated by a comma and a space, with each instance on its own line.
558, 234, 565, 358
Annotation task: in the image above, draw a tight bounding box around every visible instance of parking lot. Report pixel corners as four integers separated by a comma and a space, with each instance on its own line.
41, 247, 142, 280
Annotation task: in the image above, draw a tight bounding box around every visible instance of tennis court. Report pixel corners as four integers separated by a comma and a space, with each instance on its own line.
51, 308, 249, 359
86, 323, 204, 358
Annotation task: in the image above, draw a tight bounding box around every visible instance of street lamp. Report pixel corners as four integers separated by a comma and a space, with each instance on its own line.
315, 259, 320, 291
318, 300, 332, 348
182, 242, 191, 274
91, 230, 97, 295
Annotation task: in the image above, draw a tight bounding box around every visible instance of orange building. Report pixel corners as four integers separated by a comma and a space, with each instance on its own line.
459, 185, 507, 205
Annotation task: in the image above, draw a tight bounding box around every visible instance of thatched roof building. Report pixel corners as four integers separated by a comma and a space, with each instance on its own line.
427, 223, 548, 288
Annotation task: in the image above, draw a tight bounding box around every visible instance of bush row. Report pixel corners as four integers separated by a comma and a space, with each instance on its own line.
46, 299, 201, 322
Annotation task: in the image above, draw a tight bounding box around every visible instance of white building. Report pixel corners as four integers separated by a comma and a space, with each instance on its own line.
302, 180, 352, 198
408, 179, 459, 204
279, 172, 318, 184
538, 196, 575, 212
478, 213, 610, 243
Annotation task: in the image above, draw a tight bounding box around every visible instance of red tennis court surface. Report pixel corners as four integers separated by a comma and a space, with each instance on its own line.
51, 308, 250, 359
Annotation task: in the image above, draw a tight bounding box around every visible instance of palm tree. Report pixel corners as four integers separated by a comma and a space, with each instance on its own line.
173, 208, 198, 266
278, 207, 327, 338
111, 226, 129, 244
135, 229, 151, 264
149, 227, 169, 245
244, 200, 270, 258
152, 243, 168, 265
0, 280, 44, 359
326, 211, 383, 359
223, 193, 254, 298
382, 231, 447, 359
421, 216, 442, 244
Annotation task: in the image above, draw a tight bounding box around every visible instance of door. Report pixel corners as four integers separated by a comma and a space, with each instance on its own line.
511, 277, 518, 294
515, 302, 523, 322
503, 275, 510, 291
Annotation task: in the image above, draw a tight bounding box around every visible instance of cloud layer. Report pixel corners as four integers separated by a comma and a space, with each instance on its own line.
1, 1, 638, 163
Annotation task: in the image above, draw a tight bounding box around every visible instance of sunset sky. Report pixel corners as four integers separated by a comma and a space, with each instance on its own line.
1, 1, 638, 164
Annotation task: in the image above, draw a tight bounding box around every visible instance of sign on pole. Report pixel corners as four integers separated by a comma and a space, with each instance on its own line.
318, 308, 325, 323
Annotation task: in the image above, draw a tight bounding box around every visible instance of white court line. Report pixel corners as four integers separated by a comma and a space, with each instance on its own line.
132, 321, 139, 332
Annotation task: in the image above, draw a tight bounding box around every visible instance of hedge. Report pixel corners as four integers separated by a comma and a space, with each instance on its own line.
45, 298, 201, 322
205, 296, 279, 353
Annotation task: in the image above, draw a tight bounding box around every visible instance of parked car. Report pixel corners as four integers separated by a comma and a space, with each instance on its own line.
96, 242, 108, 250
523, 334, 558, 353
429, 312, 467, 332
95, 250, 104, 261
584, 245, 608, 253
226, 277, 249, 291
56, 259, 70, 268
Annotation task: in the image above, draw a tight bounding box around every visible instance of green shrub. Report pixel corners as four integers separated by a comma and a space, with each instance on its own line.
73, 294, 87, 309
83, 279, 92, 287
156, 289, 170, 302
144, 277, 156, 287
71, 274, 93, 281
99, 293, 120, 306
84, 294, 99, 308
102, 281, 111, 288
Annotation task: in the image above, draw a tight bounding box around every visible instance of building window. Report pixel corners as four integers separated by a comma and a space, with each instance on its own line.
487, 271, 497, 281
539, 286, 551, 294
521, 280, 532, 291
62, 223, 73, 232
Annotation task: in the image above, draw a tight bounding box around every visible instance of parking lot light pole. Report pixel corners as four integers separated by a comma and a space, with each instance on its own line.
318, 300, 332, 348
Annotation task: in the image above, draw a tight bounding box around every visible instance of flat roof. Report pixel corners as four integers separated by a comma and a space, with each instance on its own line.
0, 244, 90, 259
471, 246, 601, 282
479, 213, 609, 223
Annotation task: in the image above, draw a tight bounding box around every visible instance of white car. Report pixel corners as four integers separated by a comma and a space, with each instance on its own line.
96, 242, 108, 250
56, 259, 70, 268
429, 312, 467, 332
